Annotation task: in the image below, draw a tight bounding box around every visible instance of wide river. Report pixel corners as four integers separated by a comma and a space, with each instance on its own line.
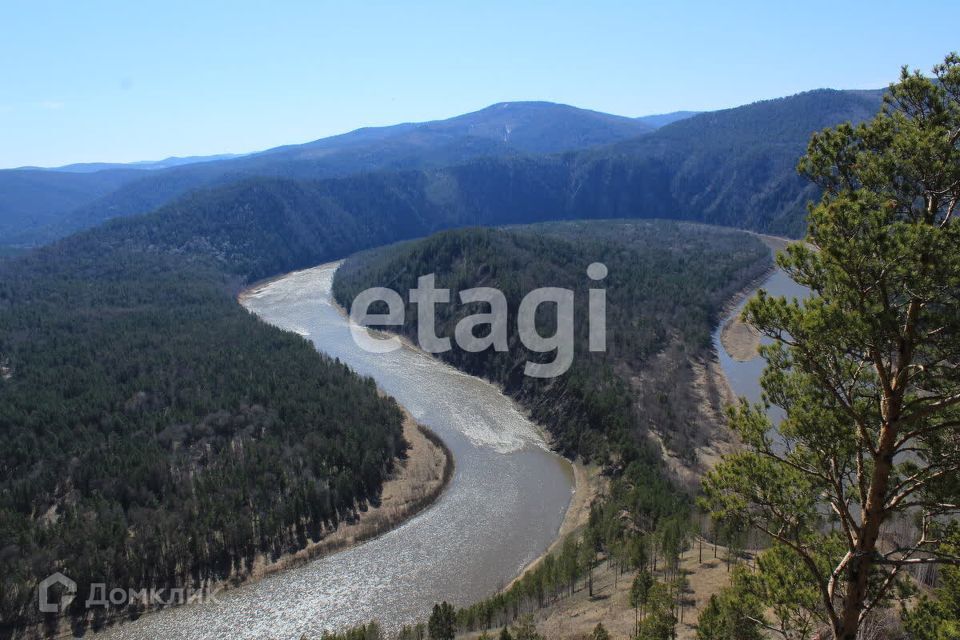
97, 263, 573, 639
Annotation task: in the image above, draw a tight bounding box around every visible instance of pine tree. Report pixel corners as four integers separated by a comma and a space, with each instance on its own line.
428, 602, 456, 640
631, 569, 655, 636
703, 53, 960, 640
510, 615, 542, 640
903, 529, 960, 639
589, 622, 610, 640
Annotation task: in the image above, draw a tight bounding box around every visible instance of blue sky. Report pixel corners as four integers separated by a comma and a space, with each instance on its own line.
2, 1, 958, 168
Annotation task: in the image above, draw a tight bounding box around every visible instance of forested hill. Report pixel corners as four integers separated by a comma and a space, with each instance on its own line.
566, 88, 885, 236
330, 221, 772, 631
80, 161, 573, 283
2, 89, 881, 247
0, 101, 653, 246
0, 219, 406, 632
0, 168, 141, 243
64, 88, 884, 270
333, 221, 772, 463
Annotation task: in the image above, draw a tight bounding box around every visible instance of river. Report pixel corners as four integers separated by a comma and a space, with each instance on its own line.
94, 255, 802, 640
96, 263, 574, 639
712, 267, 809, 423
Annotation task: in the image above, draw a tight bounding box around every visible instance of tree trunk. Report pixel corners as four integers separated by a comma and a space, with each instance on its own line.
835, 421, 898, 640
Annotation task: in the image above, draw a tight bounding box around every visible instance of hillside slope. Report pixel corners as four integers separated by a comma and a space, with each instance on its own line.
0, 102, 652, 245
2, 89, 884, 246
0, 214, 407, 634
565, 88, 885, 236
72, 88, 887, 261
333, 221, 772, 463
0, 168, 142, 241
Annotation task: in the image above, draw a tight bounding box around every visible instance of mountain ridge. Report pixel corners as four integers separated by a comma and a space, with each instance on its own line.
64, 86, 888, 275
15, 153, 247, 173
0, 101, 655, 245
0, 89, 886, 247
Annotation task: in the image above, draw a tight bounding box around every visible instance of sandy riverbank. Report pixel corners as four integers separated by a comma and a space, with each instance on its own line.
245, 407, 453, 582
502, 462, 604, 592
717, 232, 795, 363
24, 370, 452, 640
720, 315, 761, 362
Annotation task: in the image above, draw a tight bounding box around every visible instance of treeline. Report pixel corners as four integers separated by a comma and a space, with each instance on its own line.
334, 220, 771, 462
455, 459, 693, 635
0, 233, 406, 633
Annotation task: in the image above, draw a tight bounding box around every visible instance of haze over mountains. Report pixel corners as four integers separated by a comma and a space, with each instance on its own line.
0, 88, 883, 249
30, 153, 247, 174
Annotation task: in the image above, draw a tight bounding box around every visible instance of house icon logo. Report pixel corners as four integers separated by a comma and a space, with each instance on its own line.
38, 572, 77, 614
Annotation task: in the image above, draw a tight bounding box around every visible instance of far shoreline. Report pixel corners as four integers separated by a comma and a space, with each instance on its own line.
716, 232, 794, 363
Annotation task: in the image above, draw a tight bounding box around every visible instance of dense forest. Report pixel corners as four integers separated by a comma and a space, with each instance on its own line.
0, 233, 407, 634
334, 220, 771, 463
0, 168, 141, 243
1, 89, 882, 247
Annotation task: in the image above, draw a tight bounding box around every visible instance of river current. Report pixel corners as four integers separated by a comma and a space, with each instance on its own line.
93, 256, 804, 639
96, 263, 573, 639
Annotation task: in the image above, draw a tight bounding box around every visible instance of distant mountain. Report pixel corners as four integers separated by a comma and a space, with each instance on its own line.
0, 90, 887, 247
0, 102, 653, 245
0, 168, 142, 242
564, 88, 886, 236
261, 101, 655, 159
0, 156, 247, 240
399, 101, 655, 153
635, 110, 700, 128
81, 88, 886, 275
32, 153, 247, 173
